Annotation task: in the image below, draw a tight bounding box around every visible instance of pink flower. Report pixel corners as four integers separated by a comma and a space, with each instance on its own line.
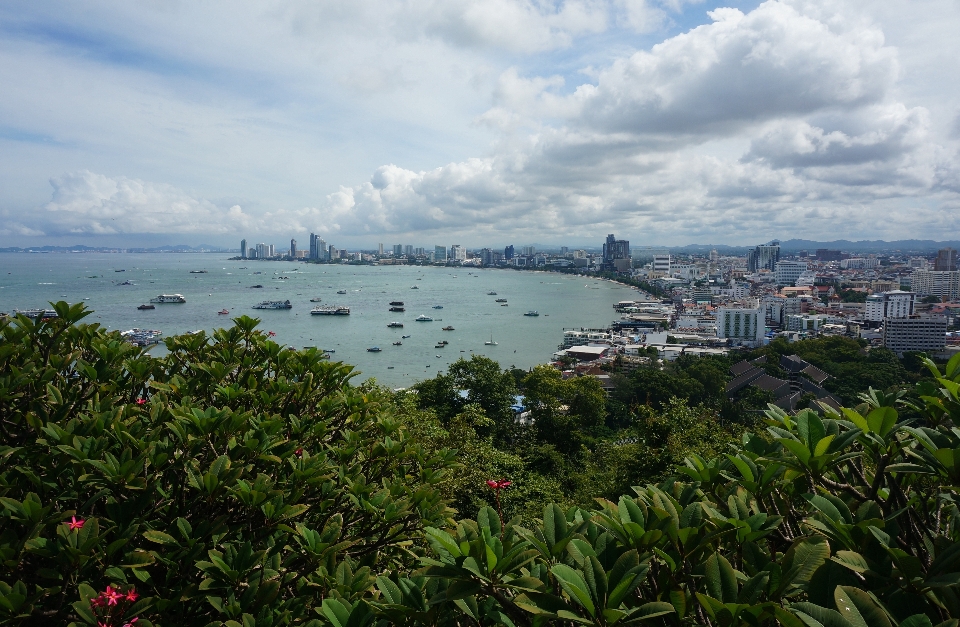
125, 589, 139, 602
295, 447, 303, 457
104, 586, 121, 606
267, 331, 276, 337
136, 398, 146, 405
65, 516, 85, 530
122, 619, 139, 627
486, 479, 511, 490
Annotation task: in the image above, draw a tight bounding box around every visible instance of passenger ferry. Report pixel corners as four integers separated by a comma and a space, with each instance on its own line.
252, 300, 292, 309
149, 294, 186, 304
311, 305, 350, 315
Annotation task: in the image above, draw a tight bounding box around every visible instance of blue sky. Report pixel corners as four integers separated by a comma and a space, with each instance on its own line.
0, 0, 958, 248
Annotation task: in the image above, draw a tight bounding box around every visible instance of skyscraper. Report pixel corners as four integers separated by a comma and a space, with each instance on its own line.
378, 243, 384, 255
935, 247, 958, 271
240, 239, 247, 259
748, 241, 780, 272
393, 244, 403, 257
602, 233, 630, 271
504, 245, 514, 260
290, 238, 297, 259
435, 245, 447, 261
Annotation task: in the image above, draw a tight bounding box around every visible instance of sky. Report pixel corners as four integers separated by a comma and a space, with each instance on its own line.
1, 0, 959, 249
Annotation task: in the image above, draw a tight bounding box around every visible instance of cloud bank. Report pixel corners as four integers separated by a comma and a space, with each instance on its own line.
4, 0, 960, 244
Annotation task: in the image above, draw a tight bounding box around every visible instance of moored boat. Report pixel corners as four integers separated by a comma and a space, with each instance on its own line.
309, 297, 323, 302
389, 301, 404, 306
311, 305, 350, 315
367, 346, 382, 352
442, 326, 454, 331
495, 298, 507, 302
415, 315, 433, 322
524, 310, 539, 316
252, 300, 292, 309
14, 308, 58, 319
137, 304, 155, 310
150, 294, 186, 304
389, 306, 405, 312
387, 321, 404, 328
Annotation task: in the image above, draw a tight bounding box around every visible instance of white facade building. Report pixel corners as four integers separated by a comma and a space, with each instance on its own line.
865, 290, 916, 323
449, 245, 466, 261
911, 270, 960, 300
775, 261, 808, 286
652, 254, 671, 275
841, 257, 881, 270
718, 301, 763, 347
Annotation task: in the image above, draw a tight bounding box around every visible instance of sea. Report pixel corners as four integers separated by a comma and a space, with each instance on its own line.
0, 253, 644, 387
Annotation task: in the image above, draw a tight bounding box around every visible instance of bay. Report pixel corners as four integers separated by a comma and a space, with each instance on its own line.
0, 253, 636, 386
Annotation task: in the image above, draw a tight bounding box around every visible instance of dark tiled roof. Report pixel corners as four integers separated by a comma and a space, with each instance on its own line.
726, 367, 764, 394
730, 360, 756, 376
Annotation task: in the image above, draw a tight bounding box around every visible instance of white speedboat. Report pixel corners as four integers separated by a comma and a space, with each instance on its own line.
415, 315, 433, 322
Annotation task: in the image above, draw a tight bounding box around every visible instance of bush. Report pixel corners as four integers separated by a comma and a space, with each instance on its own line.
0, 304, 454, 625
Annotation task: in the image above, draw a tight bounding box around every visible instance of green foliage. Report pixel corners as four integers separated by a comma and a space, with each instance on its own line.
0, 304, 454, 625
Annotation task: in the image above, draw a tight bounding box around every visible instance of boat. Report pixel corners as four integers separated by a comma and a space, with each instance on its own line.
137, 304, 155, 310
524, 310, 539, 316
401, 335, 410, 338
415, 315, 433, 322
150, 294, 186, 304
252, 300, 293, 309
311, 305, 350, 315
495, 298, 507, 302
410, 286, 419, 289
322, 349, 336, 353
435, 344, 445, 348
485, 331, 498, 346
120, 328, 163, 346
389, 301, 404, 306
218, 309, 230, 315
437, 340, 448, 345
310, 297, 323, 302
487, 291, 497, 295
432, 305, 443, 309
250, 284, 263, 288
501, 304, 508, 307
389, 306, 405, 312
442, 326, 454, 331
190, 270, 207, 274
14, 309, 58, 319
392, 341, 402, 346
367, 346, 382, 352
387, 322, 404, 328
337, 290, 347, 294
117, 280, 134, 286
115, 269, 125, 272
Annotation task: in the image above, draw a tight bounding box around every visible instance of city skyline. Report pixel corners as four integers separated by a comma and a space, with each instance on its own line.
1, 1, 959, 247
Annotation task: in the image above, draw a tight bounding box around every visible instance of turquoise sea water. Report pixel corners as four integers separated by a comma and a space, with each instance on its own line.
0, 254, 637, 386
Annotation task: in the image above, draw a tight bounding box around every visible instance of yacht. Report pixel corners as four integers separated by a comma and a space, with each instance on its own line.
410, 285, 419, 289
337, 290, 347, 294
137, 304, 155, 310
311, 305, 350, 315
367, 346, 382, 352
387, 321, 404, 328
150, 294, 186, 304
415, 315, 433, 322
389, 306, 405, 312
524, 310, 539, 317
252, 300, 292, 309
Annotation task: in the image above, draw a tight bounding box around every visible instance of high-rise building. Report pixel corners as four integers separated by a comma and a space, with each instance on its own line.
393, 244, 403, 257
935, 247, 958, 271
328, 245, 338, 260
561, 246, 569, 256
404, 245, 414, 257
504, 245, 514, 260
816, 249, 843, 262
602, 233, 630, 271
378, 243, 384, 255
414, 247, 425, 256
240, 239, 247, 259
450, 245, 465, 261
883, 316, 947, 356
709, 249, 719, 263
309, 233, 323, 260
774, 261, 808, 286
435, 245, 447, 262
319, 239, 327, 261
290, 239, 297, 259
865, 291, 916, 323
521, 245, 535, 257
718, 302, 763, 347
653, 253, 671, 275
912, 269, 960, 300
748, 241, 780, 272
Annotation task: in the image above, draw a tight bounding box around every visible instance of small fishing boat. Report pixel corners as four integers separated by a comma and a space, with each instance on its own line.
442, 326, 454, 331
389, 301, 404, 306
401, 335, 411, 339
392, 341, 402, 346
432, 305, 443, 309
524, 310, 539, 317
337, 290, 347, 294
388, 321, 404, 328
217, 309, 230, 315
137, 304, 155, 310
310, 297, 323, 302
487, 291, 497, 295
389, 306, 405, 312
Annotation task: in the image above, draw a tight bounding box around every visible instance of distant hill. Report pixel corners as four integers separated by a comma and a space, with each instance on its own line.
668, 239, 960, 255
